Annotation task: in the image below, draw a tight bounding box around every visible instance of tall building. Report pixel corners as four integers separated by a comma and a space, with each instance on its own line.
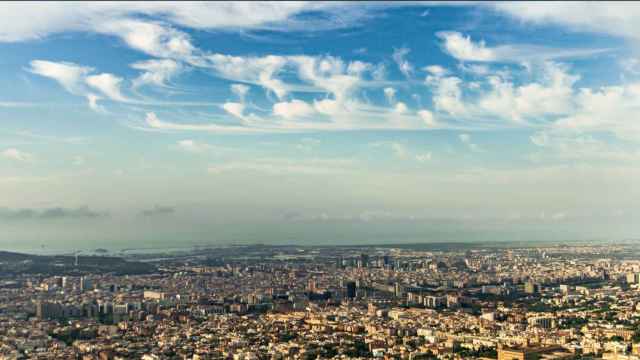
358, 253, 369, 268
80, 276, 92, 292
383, 255, 391, 267
36, 301, 62, 319
113, 303, 129, 315
394, 282, 403, 298
345, 281, 357, 299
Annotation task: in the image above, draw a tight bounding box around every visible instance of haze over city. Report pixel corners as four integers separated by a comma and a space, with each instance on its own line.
1, 2, 639, 251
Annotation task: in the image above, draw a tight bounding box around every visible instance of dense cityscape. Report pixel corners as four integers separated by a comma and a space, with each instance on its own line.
2, 1, 640, 359
2, 242, 640, 359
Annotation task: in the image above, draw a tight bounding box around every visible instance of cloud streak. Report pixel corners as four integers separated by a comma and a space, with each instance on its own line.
437, 31, 610, 63
0, 206, 108, 220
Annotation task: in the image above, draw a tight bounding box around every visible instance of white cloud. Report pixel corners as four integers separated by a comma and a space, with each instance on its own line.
418, 109, 437, 127
205, 54, 379, 117
426, 75, 467, 116
250, 55, 399, 130
131, 59, 183, 88
313, 98, 342, 116
206, 54, 288, 99
437, 31, 608, 63
273, 99, 315, 119
144, 112, 261, 133
230, 83, 250, 101
291, 55, 365, 102
115, 43, 633, 137
424, 65, 448, 77
415, 152, 432, 162
29, 59, 133, 110
458, 63, 489, 75
27, 60, 92, 94
422, 61, 584, 128
438, 32, 495, 62
478, 62, 578, 122
0, 3, 368, 43
621, 58, 640, 75
392, 47, 414, 78
176, 139, 212, 153
102, 42, 629, 135
85, 73, 129, 102
33, 46, 423, 132
492, 2, 640, 40
370, 141, 434, 162
96, 19, 195, 59
553, 82, 640, 140
86, 93, 103, 112
347, 60, 371, 76
222, 102, 246, 119
2, 148, 34, 162
132, 52, 432, 133
529, 130, 637, 161
394, 102, 408, 114
384, 87, 396, 103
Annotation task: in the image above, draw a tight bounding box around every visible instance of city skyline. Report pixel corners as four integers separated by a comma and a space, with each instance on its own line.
1, 2, 640, 250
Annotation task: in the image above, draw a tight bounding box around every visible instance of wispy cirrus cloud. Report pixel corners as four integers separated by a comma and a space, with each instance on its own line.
437, 31, 610, 63
27, 60, 129, 110
491, 2, 640, 40
131, 59, 184, 89
207, 157, 356, 175
13, 3, 640, 144
27, 60, 92, 94
0, 101, 39, 108
0, 2, 378, 43
369, 141, 433, 162
174, 139, 223, 154
392, 47, 414, 78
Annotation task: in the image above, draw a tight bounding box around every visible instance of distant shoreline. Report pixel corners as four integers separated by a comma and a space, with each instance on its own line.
2, 237, 637, 258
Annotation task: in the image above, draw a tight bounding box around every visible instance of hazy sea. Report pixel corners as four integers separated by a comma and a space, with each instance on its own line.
2, 219, 632, 255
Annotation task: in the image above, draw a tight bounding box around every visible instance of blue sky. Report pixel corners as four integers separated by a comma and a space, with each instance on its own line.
1, 2, 640, 251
